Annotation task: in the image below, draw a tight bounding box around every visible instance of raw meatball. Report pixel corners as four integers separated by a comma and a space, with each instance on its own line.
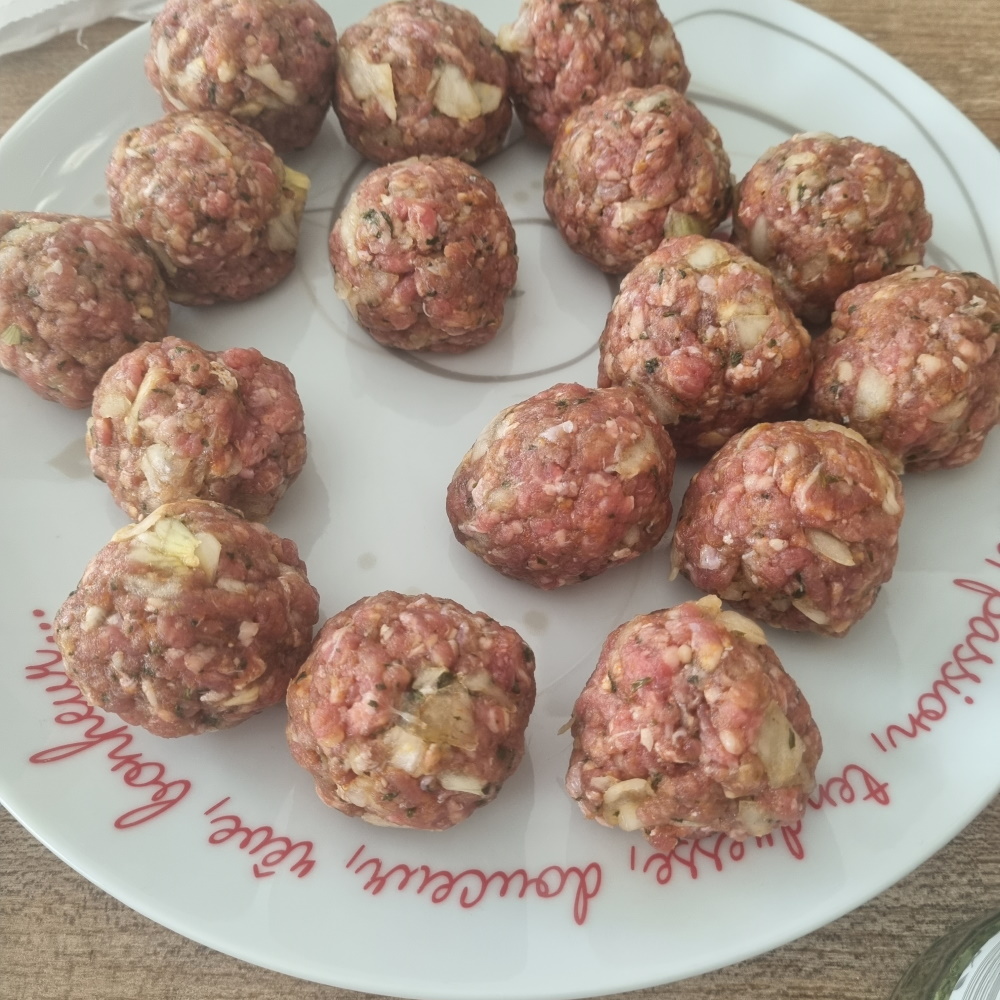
333, 0, 511, 164
146, 0, 338, 152
329, 155, 517, 352
805, 266, 1000, 472
107, 110, 310, 305
0, 212, 169, 408
87, 336, 306, 521
544, 87, 732, 274
566, 595, 822, 853
670, 419, 904, 636
53, 500, 320, 738
599, 236, 813, 458
285, 591, 536, 831
446, 382, 676, 589
497, 0, 689, 144
732, 132, 933, 325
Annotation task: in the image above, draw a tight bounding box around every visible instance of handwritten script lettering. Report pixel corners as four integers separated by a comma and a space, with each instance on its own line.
630, 761, 890, 887
345, 844, 602, 925
24, 637, 191, 828
872, 551, 1000, 753
204, 797, 317, 879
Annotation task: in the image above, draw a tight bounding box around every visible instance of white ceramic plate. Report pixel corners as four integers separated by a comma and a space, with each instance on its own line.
2, 2, 999, 998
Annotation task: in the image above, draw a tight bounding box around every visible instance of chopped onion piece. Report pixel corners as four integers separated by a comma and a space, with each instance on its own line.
438, 772, 486, 795
717, 610, 767, 645
805, 528, 856, 566
754, 702, 805, 787
245, 61, 298, 104
384, 725, 427, 775
342, 49, 396, 122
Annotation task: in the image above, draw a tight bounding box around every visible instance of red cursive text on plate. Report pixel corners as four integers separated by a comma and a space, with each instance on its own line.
204, 797, 317, 879
630, 760, 890, 887
629, 822, 805, 886
23, 617, 192, 828
871, 552, 1000, 753
345, 844, 602, 925
808, 762, 891, 810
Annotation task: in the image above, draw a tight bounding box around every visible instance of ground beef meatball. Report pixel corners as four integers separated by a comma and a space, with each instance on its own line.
599, 236, 813, 458
0, 212, 169, 408
566, 595, 822, 853
446, 382, 676, 589
544, 87, 732, 275
146, 0, 338, 153
107, 110, 310, 305
497, 0, 689, 144
732, 132, 933, 326
53, 500, 320, 738
87, 336, 306, 522
671, 419, 904, 636
805, 266, 1000, 472
285, 591, 536, 831
329, 155, 517, 352
333, 0, 511, 164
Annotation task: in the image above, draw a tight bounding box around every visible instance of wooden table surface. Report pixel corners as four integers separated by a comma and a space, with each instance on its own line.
1, 4, 999, 1000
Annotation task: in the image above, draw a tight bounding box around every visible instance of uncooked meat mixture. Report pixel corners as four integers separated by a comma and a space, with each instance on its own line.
146, 0, 338, 152
54, 500, 320, 738
805, 265, 1000, 472
498, 0, 689, 144
599, 235, 813, 457
544, 86, 732, 274
107, 110, 309, 305
0, 212, 169, 408
566, 595, 822, 853
333, 0, 511, 164
446, 382, 676, 589
285, 591, 536, 830
87, 336, 306, 521
670, 419, 904, 636
732, 131, 933, 325
329, 155, 517, 352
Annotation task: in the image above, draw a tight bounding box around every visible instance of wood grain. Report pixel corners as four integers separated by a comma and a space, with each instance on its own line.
1, 5, 998, 999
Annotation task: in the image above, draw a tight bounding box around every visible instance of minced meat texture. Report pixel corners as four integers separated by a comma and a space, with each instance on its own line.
670, 419, 904, 636
805, 266, 1000, 472
544, 86, 732, 274
599, 236, 813, 457
732, 131, 933, 325
329, 155, 517, 352
498, 0, 689, 144
106, 110, 309, 305
146, 0, 338, 152
53, 499, 319, 738
87, 336, 306, 521
0, 212, 169, 408
566, 595, 822, 853
446, 382, 676, 589
333, 0, 511, 164
285, 591, 536, 831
